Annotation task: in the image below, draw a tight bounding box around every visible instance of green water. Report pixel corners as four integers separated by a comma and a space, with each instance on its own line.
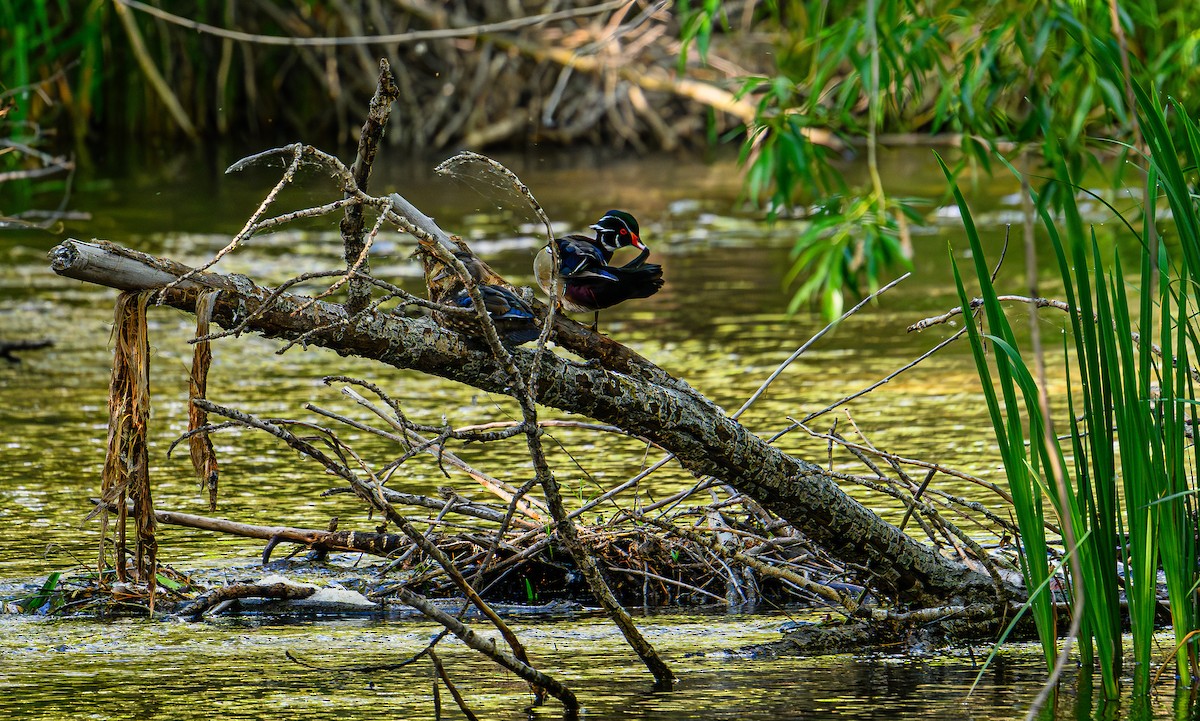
0, 610, 1117, 720
0, 145, 1175, 718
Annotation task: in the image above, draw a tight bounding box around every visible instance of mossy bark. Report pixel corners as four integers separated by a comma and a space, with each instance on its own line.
51, 238, 1012, 611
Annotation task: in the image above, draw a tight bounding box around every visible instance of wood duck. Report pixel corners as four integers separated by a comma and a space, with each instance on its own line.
534, 210, 664, 328
430, 251, 541, 345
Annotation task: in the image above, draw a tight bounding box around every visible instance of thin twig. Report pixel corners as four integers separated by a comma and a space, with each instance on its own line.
908, 295, 1072, 332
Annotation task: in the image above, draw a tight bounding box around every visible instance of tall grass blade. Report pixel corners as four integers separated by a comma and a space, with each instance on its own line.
938, 152, 1057, 669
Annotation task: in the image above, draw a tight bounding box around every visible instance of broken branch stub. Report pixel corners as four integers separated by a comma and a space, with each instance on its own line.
97, 291, 157, 604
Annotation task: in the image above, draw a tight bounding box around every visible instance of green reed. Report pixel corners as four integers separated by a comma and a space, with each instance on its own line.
947, 61, 1200, 695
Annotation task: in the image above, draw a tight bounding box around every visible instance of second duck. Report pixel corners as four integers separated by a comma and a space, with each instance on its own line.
430, 251, 541, 345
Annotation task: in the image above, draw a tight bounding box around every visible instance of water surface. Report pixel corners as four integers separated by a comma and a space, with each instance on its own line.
0, 144, 1154, 719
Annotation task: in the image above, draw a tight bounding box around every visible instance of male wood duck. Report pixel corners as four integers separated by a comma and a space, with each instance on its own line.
430, 251, 541, 345
534, 210, 664, 328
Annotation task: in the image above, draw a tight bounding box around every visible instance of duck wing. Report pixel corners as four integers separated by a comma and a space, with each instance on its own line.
555, 234, 611, 276
451, 285, 540, 344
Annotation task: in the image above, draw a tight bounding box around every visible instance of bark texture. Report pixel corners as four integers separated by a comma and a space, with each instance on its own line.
51, 238, 1008, 610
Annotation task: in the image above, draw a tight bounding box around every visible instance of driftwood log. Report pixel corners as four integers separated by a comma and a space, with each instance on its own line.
50, 236, 1016, 612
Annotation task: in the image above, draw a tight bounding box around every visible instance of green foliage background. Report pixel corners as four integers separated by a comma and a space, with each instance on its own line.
694, 0, 1200, 315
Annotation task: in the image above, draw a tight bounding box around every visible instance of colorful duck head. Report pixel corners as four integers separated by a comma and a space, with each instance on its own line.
589, 209, 644, 256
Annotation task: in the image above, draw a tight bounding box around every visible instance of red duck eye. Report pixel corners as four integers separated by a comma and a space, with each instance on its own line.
619, 228, 627, 234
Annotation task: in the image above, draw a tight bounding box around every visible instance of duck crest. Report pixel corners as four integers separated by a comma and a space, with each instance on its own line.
590, 209, 644, 256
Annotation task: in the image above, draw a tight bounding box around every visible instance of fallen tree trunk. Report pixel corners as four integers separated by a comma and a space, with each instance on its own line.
51, 238, 1012, 611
